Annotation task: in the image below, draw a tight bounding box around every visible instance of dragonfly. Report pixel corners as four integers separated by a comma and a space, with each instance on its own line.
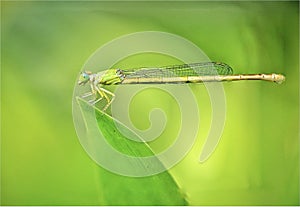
78, 62, 286, 111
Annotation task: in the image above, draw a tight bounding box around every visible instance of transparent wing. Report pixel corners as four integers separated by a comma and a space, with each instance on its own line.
123, 62, 233, 79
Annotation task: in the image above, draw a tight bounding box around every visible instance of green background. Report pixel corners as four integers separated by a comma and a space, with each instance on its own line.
1, 1, 299, 205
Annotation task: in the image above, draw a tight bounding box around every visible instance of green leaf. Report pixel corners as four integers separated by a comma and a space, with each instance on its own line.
76, 97, 188, 205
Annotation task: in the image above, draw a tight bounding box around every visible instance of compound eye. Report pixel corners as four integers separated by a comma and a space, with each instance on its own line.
83, 73, 89, 79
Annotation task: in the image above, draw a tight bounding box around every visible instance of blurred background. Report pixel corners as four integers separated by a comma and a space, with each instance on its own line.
1, 1, 299, 205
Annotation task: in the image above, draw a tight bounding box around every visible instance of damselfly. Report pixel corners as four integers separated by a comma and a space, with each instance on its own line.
78, 62, 285, 111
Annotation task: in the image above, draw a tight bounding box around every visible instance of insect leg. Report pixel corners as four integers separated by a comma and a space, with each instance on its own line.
93, 85, 115, 111
98, 87, 115, 111
87, 84, 103, 104
82, 92, 93, 98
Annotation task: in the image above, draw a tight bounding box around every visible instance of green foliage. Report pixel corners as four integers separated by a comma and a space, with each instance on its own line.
77, 98, 188, 205
1, 1, 298, 205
